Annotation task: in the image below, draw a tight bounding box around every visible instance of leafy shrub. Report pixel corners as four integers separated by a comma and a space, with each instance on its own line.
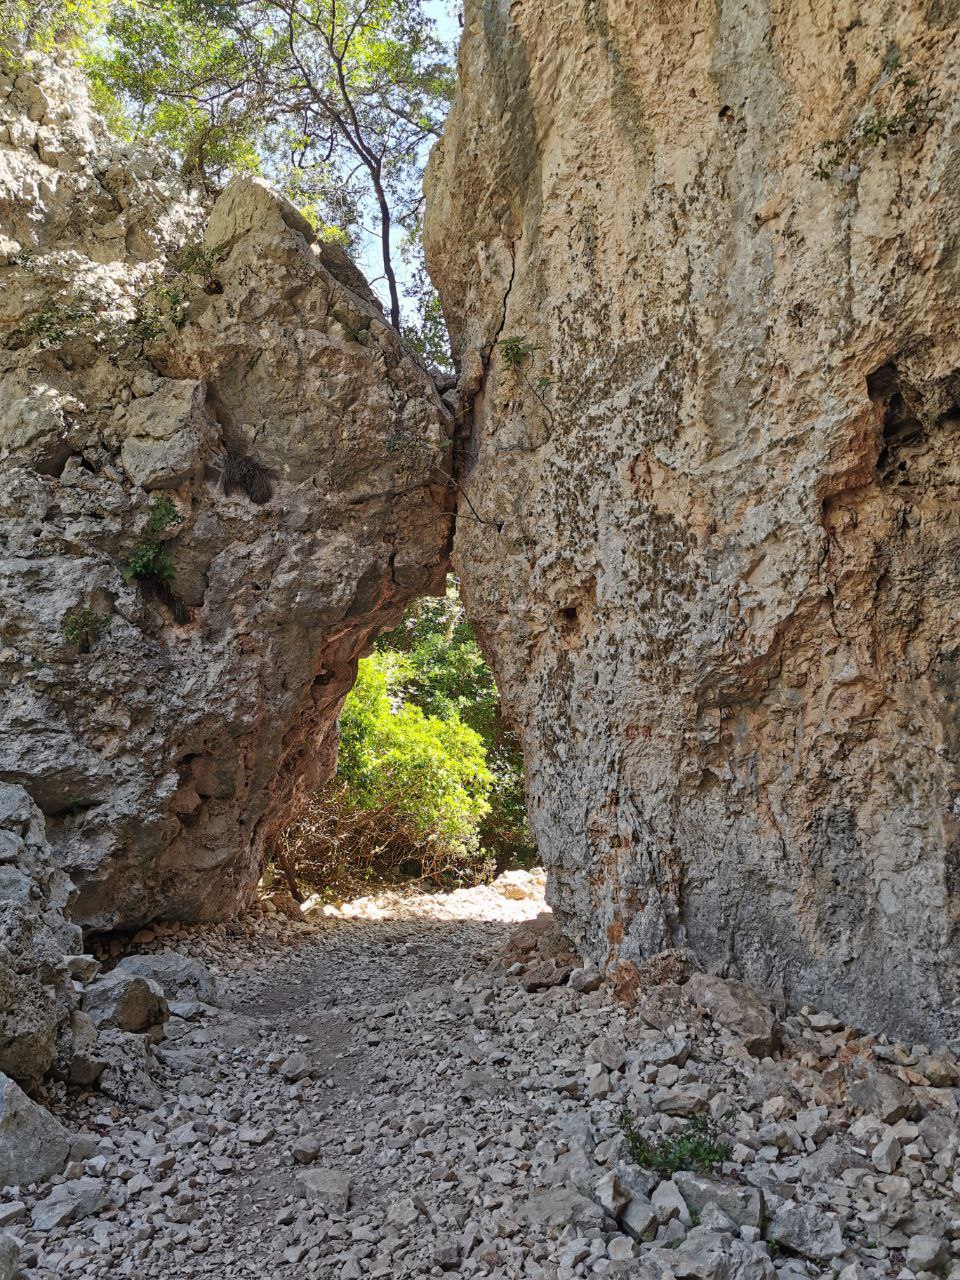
374, 581, 535, 866
12, 279, 186, 352
146, 494, 180, 535
339, 658, 492, 854
278, 655, 493, 898
499, 334, 538, 369
813, 61, 939, 181
620, 1110, 731, 1176
276, 578, 536, 901
123, 539, 175, 586
0, 0, 106, 63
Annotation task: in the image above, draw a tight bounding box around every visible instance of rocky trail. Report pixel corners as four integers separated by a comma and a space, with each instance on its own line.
1, 871, 959, 1280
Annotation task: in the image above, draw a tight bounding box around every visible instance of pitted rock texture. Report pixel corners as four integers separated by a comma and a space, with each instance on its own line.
0, 784, 80, 1085
426, 2, 960, 1041
0, 59, 452, 929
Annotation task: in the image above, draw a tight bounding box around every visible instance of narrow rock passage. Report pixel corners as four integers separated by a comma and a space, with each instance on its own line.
9, 879, 556, 1279
4, 872, 960, 1280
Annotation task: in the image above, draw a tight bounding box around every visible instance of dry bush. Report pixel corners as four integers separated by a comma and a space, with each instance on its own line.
275, 782, 495, 903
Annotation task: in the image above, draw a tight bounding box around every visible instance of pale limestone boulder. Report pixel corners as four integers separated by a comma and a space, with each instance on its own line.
119, 380, 215, 489
685, 973, 780, 1058
673, 1173, 764, 1231
113, 950, 215, 1002
29, 1176, 105, 1230
765, 1202, 845, 1262
0, 1073, 71, 1187
81, 971, 169, 1033
426, 0, 960, 1042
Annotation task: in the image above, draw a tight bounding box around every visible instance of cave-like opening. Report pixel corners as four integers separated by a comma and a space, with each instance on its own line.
266, 576, 539, 912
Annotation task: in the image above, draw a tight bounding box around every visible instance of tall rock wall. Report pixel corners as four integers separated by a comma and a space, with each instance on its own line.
426, 1, 960, 1041
1, 59, 452, 928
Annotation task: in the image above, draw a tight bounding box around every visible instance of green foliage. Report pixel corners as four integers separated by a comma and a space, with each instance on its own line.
813, 62, 939, 181
61, 606, 109, 648
123, 538, 175, 585
403, 286, 452, 372
499, 334, 538, 369
0, 0, 107, 63
277, 578, 536, 901
123, 496, 185, 619
11, 235, 231, 354
279, 651, 494, 898
620, 1110, 732, 1177
375, 580, 535, 864
146, 493, 181, 535
12, 275, 190, 352
171, 239, 228, 288
337, 655, 492, 858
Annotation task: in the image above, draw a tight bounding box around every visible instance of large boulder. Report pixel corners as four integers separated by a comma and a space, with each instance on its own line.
426, 0, 960, 1042
0, 785, 81, 1084
0, 1072, 71, 1188
0, 59, 452, 928
684, 973, 780, 1058
81, 970, 168, 1033
113, 950, 216, 1002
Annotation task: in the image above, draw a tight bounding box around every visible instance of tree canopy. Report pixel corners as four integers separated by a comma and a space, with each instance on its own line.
3, 0, 454, 343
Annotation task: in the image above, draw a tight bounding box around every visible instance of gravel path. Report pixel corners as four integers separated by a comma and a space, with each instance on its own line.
3, 871, 960, 1280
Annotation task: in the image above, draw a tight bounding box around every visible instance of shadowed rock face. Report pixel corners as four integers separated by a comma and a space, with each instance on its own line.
426, 0, 960, 1041
0, 784, 81, 1084
0, 62, 452, 928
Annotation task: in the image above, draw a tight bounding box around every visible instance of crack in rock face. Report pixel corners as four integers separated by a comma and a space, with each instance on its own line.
0, 59, 453, 930
425, 0, 960, 1042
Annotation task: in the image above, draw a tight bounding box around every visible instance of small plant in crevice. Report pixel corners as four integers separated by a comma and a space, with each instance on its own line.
334, 309, 366, 344
170, 240, 228, 294
146, 493, 181, 536
812, 58, 940, 181
222, 452, 273, 504
384, 423, 436, 463
122, 495, 190, 624
497, 333, 556, 431
61, 607, 110, 650
620, 1109, 732, 1176
9, 237, 228, 355
12, 279, 186, 351
499, 333, 538, 369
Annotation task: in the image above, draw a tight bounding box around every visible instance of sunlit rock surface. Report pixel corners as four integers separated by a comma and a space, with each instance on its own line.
426, 0, 960, 1041
0, 59, 453, 928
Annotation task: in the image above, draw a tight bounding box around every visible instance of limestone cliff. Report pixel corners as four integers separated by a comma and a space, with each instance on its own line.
426, 0, 960, 1041
1, 59, 453, 929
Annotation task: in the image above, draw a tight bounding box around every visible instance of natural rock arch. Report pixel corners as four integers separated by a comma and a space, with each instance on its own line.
0, 62, 452, 930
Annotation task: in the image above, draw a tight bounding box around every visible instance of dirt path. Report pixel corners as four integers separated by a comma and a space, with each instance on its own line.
4, 872, 959, 1280
13, 878, 561, 1279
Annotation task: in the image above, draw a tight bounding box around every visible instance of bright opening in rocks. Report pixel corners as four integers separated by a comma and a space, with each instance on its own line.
266, 578, 538, 912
